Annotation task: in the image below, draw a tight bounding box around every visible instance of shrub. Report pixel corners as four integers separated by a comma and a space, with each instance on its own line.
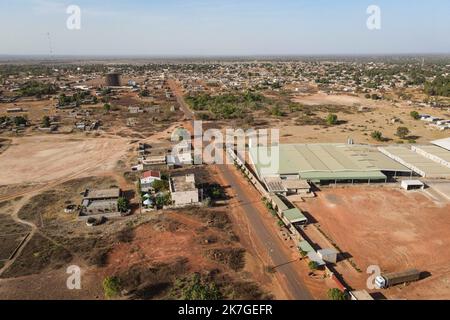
103, 276, 121, 299
371, 131, 383, 141
182, 274, 222, 300
327, 288, 348, 300
410, 111, 420, 120
326, 113, 338, 125
308, 261, 319, 270
396, 126, 410, 139
117, 197, 129, 213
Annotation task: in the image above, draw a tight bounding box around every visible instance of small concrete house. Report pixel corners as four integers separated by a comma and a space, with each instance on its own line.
169, 174, 200, 207
80, 188, 121, 219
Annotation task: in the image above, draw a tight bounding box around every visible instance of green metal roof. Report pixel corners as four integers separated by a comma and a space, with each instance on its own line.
298, 240, 315, 253
270, 194, 289, 212
300, 170, 387, 181
283, 208, 308, 223
249, 143, 410, 181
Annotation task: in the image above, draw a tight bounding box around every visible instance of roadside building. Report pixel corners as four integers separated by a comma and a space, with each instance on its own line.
349, 290, 374, 300
250, 143, 412, 185
317, 248, 339, 264
169, 174, 200, 207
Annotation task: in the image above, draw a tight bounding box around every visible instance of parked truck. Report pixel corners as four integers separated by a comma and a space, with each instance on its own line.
375, 269, 421, 289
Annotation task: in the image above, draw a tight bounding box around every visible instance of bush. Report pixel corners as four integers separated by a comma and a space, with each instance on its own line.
396, 126, 410, 139
13, 116, 27, 126
117, 197, 129, 213
327, 288, 348, 300
308, 261, 319, 271
103, 276, 121, 299
326, 113, 338, 125
181, 274, 222, 300
410, 111, 420, 120
152, 179, 169, 193
42, 116, 51, 128
371, 131, 383, 142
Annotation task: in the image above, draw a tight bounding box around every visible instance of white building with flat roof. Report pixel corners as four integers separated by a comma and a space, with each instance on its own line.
169, 174, 200, 207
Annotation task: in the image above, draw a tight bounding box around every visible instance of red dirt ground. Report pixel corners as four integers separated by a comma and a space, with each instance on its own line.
299, 186, 450, 300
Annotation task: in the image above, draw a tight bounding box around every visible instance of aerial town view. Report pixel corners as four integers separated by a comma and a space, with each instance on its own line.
0, 0, 449, 311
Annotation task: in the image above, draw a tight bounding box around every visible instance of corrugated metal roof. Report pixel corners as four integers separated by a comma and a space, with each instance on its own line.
283, 208, 308, 223
249, 143, 411, 180
431, 137, 450, 151
380, 146, 450, 177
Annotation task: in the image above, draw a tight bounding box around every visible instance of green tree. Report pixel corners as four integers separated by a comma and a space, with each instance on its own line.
117, 197, 129, 213
326, 113, 338, 125
327, 288, 348, 301
308, 261, 319, 271
42, 116, 51, 128
155, 193, 171, 208
371, 131, 383, 142
410, 111, 420, 120
396, 126, 410, 139
152, 179, 169, 193
103, 103, 111, 112
13, 116, 27, 126
103, 276, 121, 299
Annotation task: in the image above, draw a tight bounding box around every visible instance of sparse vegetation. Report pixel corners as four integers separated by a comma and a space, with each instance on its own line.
327, 288, 348, 300
326, 113, 338, 125
410, 111, 420, 120
396, 126, 410, 139
117, 197, 130, 213
103, 276, 122, 299
371, 130, 384, 142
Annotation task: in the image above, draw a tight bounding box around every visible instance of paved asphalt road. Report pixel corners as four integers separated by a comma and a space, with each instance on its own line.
217, 164, 314, 300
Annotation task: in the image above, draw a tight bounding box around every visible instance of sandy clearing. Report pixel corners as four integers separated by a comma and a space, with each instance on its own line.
299, 187, 450, 299
0, 135, 129, 185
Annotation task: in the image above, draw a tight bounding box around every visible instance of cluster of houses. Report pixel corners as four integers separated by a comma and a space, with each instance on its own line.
420, 114, 450, 131
139, 170, 201, 211
133, 135, 201, 211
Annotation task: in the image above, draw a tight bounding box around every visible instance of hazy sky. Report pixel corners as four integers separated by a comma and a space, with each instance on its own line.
0, 0, 449, 56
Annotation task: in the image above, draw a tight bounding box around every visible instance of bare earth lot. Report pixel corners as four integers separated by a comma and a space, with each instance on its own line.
0, 135, 128, 185
282, 93, 450, 144
300, 187, 450, 300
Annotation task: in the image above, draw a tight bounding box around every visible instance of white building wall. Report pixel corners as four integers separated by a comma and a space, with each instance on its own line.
172, 190, 199, 206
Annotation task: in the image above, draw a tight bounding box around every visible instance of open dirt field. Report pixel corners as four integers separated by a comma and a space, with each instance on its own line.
0, 135, 128, 185
281, 93, 450, 144
299, 187, 450, 300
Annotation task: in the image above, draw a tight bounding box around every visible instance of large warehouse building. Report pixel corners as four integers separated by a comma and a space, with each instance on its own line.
249, 144, 412, 185
431, 137, 450, 151
379, 146, 450, 178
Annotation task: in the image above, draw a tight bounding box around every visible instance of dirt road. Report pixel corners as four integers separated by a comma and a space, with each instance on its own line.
167, 79, 195, 120
216, 164, 313, 300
